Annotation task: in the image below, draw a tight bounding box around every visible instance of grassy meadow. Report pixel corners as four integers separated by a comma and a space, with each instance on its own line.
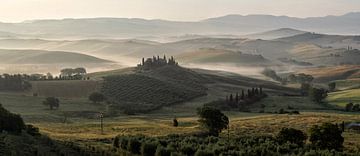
1, 90, 360, 152
327, 89, 360, 107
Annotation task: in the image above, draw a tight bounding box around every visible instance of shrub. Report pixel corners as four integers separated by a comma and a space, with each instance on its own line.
128, 138, 142, 154
155, 146, 171, 156
89, 92, 106, 104
141, 142, 158, 156
173, 118, 178, 127
26, 124, 40, 136
309, 123, 344, 151
194, 149, 215, 156
345, 102, 353, 112
276, 128, 307, 146
120, 137, 129, 150
180, 144, 196, 155
43, 97, 60, 110
113, 136, 120, 148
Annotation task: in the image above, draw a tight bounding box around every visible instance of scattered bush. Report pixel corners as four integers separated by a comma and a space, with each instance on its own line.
128, 138, 142, 154
141, 142, 158, 156
309, 123, 344, 151
89, 92, 106, 104
173, 118, 178, 127
276, 128, 307, 146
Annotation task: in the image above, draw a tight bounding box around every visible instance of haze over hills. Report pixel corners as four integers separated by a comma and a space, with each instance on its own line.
0, 49, 112, 64
276, 32, 360, 49
243, 28, 307, 40
177, 48, 271, 66
0, 31, 359, 68
0, 12, 359, 39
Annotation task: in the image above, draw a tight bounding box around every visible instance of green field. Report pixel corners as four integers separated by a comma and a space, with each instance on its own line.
327, 88, 360, 107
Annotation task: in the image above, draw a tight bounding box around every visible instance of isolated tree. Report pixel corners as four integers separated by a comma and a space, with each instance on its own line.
345, 102, 354, 112
309, 87, 328, 103
89, 92, 106, 104
300, 83, 311, 96
241, 90, 245, 99
43, 97, 60, 110
309, 123, 344, 151
197, 106, 229, 136
328, 82, 336, 92
173, 118, 178, 127
352, 104, 360, 112
229, 94, 233, 102
276, 128, 307, 146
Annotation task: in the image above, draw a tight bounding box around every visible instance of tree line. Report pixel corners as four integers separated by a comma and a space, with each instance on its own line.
0, 74, 31, 91
137, 55, 178, 70
262, 68, 314, 85
111, 106, 347, 156
205, 87, 267, 111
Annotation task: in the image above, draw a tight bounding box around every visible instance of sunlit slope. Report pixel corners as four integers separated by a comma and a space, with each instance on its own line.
290, 44, 360, 65
327, 89, 360, 107
177, 48, 271, 66
297, 65, 360, 82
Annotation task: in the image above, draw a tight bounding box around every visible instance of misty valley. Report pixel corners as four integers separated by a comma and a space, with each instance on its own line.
0, 6, 360, 156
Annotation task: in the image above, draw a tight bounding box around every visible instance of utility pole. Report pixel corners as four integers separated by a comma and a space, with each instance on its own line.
227, 121, 230, 149
99, 112, 104, 134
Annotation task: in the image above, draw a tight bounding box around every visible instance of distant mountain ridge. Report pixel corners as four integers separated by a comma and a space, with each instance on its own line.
0, 12, 359, 39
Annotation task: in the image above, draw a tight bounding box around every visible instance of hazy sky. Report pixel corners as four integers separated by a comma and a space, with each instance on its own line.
1, 0, 360, 22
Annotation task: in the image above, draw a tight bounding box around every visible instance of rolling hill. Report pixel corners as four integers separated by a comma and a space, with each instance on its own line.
0, 49, 112, 64
0, 32, 358, 68
177, 48, 271, 66
95, 62, 299, 113
277, 32, 360, 49
243, 28, 307, 40
297, 65, 360, 82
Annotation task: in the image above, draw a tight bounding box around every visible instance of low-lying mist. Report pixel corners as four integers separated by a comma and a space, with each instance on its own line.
0, 63, 122, 75
182, 63, 266, 79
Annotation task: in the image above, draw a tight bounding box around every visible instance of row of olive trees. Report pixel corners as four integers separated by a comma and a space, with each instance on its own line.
197, 106, 344, 150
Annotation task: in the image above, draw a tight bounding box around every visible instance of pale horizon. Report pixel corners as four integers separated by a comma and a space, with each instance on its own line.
1, 0, 360, 22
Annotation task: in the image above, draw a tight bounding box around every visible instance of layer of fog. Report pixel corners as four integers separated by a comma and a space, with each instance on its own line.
0, 63, 122, 75
182, 63, 267, 79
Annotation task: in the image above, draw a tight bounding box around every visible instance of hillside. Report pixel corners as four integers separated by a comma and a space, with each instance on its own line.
0, 49, 112, 64
297, 65, 360, 82
97, 59, 299, 113
277, 32, 360, 49
177, 48, 271, 66
101, 65, 209, 113
243, 28, 307, 40
289, 44, 360, 65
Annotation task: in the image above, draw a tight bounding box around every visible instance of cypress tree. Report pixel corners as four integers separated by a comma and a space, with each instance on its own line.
235, 93, 239, 103
241, 90, 245, 100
